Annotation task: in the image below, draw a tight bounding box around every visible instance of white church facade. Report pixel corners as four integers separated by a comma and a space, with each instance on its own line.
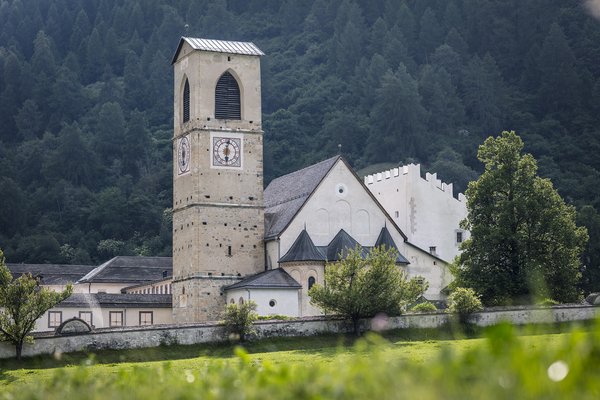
6, 37, 468, 332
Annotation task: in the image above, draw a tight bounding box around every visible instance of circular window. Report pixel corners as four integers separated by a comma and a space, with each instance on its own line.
335, 183, 348, 198
269, 299, 276, 307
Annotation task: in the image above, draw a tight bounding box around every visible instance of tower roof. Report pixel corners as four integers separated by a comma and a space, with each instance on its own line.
374, 226, 410, 264
224, 268, 301, 291
279, 229, 326, 263
325, 229, 366, 261
172, 37, 264, 64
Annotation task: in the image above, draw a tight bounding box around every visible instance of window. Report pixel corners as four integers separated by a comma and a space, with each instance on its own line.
139, 311, 153, 326
109, 311, 124, 327
48, 311, 62, 328
395, 211, 399, 218
79, 311, 93, 327
239, 297, 244, 305
269, 299, 276, 307
183, 78, 190, 122
215, 71, 241, 120
308, 276, 316, 290
429, 246, 437, 255
230, 298, 235, 304
456, 231, 463, 244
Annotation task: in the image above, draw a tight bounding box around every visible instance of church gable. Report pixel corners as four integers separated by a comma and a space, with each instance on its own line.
277, 157, 408, 258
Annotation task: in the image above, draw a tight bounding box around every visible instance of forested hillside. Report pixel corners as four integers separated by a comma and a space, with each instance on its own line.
1, 0, 600, 289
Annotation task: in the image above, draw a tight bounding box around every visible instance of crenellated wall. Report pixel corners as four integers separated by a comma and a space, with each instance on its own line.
365, 164, 468, 263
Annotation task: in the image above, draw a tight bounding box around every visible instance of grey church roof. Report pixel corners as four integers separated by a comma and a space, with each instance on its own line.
78, 256, 172, 285
279, 229, 326, 263
6, 263, 96, 285
265, 156, 340, 239
224, 268, 302, 291
172, 37, 264, 64
59, 293, 172, 308
374, 226, 410, 264
323, 229, 367, 261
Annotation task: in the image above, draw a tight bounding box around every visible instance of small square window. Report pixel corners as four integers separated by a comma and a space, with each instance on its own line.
139, 311, 153, 326
109, 311, 123, 327
48, 311, 62, 328
79, 311, 93, 327
456, 232, 463, 243
429, 246, 437, 255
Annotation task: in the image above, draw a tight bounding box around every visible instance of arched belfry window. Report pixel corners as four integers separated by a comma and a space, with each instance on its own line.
308, 276, 316, 290
215, 71, 241, 120
183, 78, 190, 123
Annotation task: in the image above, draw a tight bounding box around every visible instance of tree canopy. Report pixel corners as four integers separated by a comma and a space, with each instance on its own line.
0, 249, 73, 360
454, 131, 588, 305
309, 246, 426, 335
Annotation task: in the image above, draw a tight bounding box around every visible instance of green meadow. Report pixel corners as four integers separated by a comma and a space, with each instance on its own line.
1, 323, 599, 399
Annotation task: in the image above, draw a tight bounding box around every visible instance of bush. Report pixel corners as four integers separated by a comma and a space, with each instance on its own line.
257, 314, 291, 321
410, 302, 438, 313
537, 298, 559, 307
223, 300, 258, 342
447, 288, 483, 316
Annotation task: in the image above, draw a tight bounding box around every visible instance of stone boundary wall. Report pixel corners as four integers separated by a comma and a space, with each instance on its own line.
1, 304, 598, 359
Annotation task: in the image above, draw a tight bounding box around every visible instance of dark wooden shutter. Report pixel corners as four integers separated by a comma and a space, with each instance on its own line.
183, 79, 190, 122
215, 72, 241, 120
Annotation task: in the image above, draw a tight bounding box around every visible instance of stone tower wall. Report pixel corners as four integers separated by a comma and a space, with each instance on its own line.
172, 41, 265, 323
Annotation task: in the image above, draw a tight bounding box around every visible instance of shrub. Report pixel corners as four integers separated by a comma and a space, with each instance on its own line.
223, 300, 258, 342
410, 302, 438, 313
257, 314, 290, 321
447, 287, 483, 317
537, 298, 559, 307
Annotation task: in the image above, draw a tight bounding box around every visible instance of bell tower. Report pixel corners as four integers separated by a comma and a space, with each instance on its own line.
171, 37, 265, 322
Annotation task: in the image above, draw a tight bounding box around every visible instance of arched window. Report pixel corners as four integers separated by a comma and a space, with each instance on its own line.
308, 276, 316, 290
183, 78, 190, 123
215, 71, 241, 120
239, 297, 244, 305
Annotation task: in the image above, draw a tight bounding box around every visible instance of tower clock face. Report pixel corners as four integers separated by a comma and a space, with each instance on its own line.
212, 136, 242, 168
177, 135, 191, 174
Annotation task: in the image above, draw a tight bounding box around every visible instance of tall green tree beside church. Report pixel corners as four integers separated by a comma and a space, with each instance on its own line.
454, 131, 588, 305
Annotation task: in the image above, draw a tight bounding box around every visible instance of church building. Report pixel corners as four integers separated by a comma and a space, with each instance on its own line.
170, 37, 453, 321
7, 37, 464, 333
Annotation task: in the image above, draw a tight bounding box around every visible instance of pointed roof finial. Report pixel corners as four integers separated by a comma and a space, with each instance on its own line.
304, 222, 307, 230
338, 143, 342, 155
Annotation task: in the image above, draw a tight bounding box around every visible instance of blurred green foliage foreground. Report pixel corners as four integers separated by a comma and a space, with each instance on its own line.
2, 322, 600, 399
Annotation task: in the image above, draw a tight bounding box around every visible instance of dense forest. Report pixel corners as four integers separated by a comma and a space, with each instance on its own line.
1, 0, 600, 290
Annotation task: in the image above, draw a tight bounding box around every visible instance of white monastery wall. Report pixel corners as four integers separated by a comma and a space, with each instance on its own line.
403, 244, 452, 300
281, 262, 325, 317
33, 306, 173, 333
226, 288, 299, 317
365, 164, 468, 263
3, 305, 598, 359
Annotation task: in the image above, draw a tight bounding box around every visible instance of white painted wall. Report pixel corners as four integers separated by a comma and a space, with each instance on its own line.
365, 164, 468, 263
33, 306, 174, 332
277, 159, 449, 301
226, 288, 299, 317
279, 159, 404, 255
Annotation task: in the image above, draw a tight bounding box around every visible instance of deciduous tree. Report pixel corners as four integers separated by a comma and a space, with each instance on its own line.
454, 131, 588, 305
0, 250, 72, 360
309, 246, 426, 335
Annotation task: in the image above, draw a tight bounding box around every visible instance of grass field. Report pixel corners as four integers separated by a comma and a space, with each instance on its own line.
0, 322, 599, 399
